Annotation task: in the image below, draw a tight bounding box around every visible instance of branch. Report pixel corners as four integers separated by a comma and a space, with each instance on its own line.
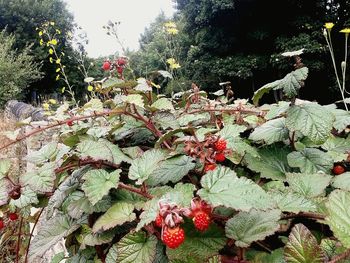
185, 107, 265, 116
118, 182, 153, 199
281, 212, 325, 220
25, 208, 44, 263
329, 248, 350, 263
15, 217, 23, 263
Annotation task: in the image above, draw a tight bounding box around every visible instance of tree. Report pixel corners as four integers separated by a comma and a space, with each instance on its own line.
0, 29, 41, 108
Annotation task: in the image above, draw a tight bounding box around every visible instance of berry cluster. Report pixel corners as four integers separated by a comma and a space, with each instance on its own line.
154, 199, 212, 249
102, 57, 128, 79
184, 135, 229, 173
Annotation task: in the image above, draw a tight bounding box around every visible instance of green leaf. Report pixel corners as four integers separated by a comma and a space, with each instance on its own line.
77, 139, 131, 165
106, 244, 118, 263
247, 248, 286, 263
92, 202, 136, 233
320, 238, 350, 262
249, 118, 289, 145
325, 190, 350, 248
245, 146, 292, 180
225, 209, 281, 247
26, 142, 69, 164
0, 159, 11, 179
166, 224, 226, 263
332, 109, 350, 132
331, 172, 350, 191
146, 155, 195, 186
116, 231, 158, 263
284, 223, 325, 263
322, 135, 350, 162
269, 191, 316, 213
10, 187, 38, 209
217, 124, 247, 139
177, 113, 210, 127
82, 229, 115, 247
161, 183, 195, 207
265, 101, 290, 120
129, 149, 166, 185
103, 77, 124, 89
286, 173, 331, 198
253, 80, 281, 106
51, 252, 65, 263
151, 98, 175, 111
286, 103, 334, 144
82, 169, 120, 205
198, 166, 274, 211
22, 162, 56, 193
153, 111, 179, 129
126, 94, 144, 108
136, 198, 160, 231
287, 148, 333, 173
29, 214, 81, 260
277, 67, 308, 97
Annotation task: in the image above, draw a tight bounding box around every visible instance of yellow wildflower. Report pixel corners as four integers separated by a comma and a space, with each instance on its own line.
56, 68, 61, 72
87, 85, 94, 92
340, 28, 350, 34
50, 39, 58, 45
56, 58, 61, 64
166, 58, 176, 65
42, 103, 50, 110
166, 28, 179, 35
39, 39, 44, 46
50, 21, 55, 26
48, 99, 57, 104
164, 21, 176, 28
38, 31, 43, 36
170, 63, 181, 70
324, 22, 334, 30
49, 57, 53, 63
49, 48, 54, 55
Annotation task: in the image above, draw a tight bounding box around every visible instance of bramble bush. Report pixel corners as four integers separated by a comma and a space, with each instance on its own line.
1, 23, 350, 263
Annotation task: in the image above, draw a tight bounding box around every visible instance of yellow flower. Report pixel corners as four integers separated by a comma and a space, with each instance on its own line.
39, 39, 44, 46
55, 29, 61, 34
56, 68, 61, 72
56, 74, 60, 81
61, 87, 66, 93
49, 57, 53, 63
166, 58, 176, 65
50, 21, 55, 26
50, 39, 58, 45
42, 103, 50, 110
38, 31, 43, 36
48, 99, 57, 104
166, 28, 179, 35
87, 85, 94, 92
324, 22, 334, 30
340, 28, 350, 34
49, 48, 54, 55
164, 22, 176, 28
56, 58, 61, 64
170, 63, 181, 70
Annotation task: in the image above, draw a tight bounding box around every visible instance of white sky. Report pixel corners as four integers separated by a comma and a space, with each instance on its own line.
64, 0, 176, 58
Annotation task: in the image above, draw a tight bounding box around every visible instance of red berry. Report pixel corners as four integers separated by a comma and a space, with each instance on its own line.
9, 213, 18, 221
193, 211, 210, 231
117, 66, 123, 74
214, 139, 227, 151
333, 165, 345, 175
204, 163, 217, 172
0, 220, 4, 230
215, 153, 226, 162
67, 120, 74, 127
117, 57, 127, 66
102, 61, 111, 71
155, 214, 163, 228
162, 227, 185, 249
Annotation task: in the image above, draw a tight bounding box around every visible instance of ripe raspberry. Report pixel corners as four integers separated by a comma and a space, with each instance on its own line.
0, 220, 4, 230
215, 153, 226, 162
155, 214, 163, 228
117, 57, 127, 66
333, 165, 345, 175
117, 66, 123, 74
193, 211, 210, 231
67, 120, 74, 127
204, 163, 217, 172
9, 213, 18, 221
102, 61, 111, 71
162, 227, 185, 249
214, 139, 227, 151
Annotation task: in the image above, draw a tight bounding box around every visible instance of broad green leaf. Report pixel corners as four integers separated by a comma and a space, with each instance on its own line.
136, 198, 160, 231
166, 224, 226, 263
265, 101, 290, 120
135, 78, 152, 92
126, 94, 144, 108
77, 139, 131, 165
325, 190, 350, 248
229, 137, 259, 163
0, 159, 11, 179
322, 135, 350, 162
153, 111, 179, 129
247, 248, 286, 263
332, 109, 350, 132
82, 230, 115, 247
217, 124, 247, 139
26, 142, 69, 164
116, 231, 158, 263
252, 80, 281, 105
320, 238, 350, 262
51, 252, 65, 263
249, 118, 289, 145
276, 67, 308, 97
177, 113, 210, 127
92, 202, 136, 233
29, 214, 81, 260
129, 149, 166, 185
198, 166, 274, 211
146, 155, 195, 186
225, 209, 281, 247
63, 191, 91, 219
269, 191, 316, 213
0, 179, 10, 206
22, 162, 56, 193
82, 169, 120, 205
287, 148, 333, 173
331, 172, 350, 191
286, 103, 334, 144
161, 183, 195, 206
153, 241, 169, 263
121, 146, 144, 160
245, 146, 292, 180
10, 187, 38, 209
151, 98, 174, 111
106, 244, 118, 263
102, 77, 124, 89
195, 127, 218, 141
83, 98, 104, 112
284, 224, 325, 263
286, 173, 331, 198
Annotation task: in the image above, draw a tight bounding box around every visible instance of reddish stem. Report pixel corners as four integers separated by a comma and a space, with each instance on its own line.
24, 208, 44, 263
329, 248, 350, 263
281, 212, 325, 220
15, 216, 23, 263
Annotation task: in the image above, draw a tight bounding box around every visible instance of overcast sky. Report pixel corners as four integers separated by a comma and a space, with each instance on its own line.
64, 0, 176, 58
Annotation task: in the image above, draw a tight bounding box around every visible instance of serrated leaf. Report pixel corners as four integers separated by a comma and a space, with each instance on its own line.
284, 224, 324, 263
286, 173, 331, 198
26, 142, 69, 164
51, 252, 65, 263
106, 244, 118, 263
153, 111, 179, 129
325, 190, 350, 248
266, 101, 290, 120
82, 169, 120, 205
135, 78, 152, 92
126, 94, 144, 108
153, 241, 169, 263
83, 98, 104, 112
146, 155, 195, 186
136, 198, 160, 231
93, 202, 136, 233
287, 148, 333, 173
253, 80, 282, 105
29, 214, 81, 260
177, 113, 210, 127
225, 209, 281, 247
63, 191, 91, 219
286, 103, 334, 144
103, 77, 124, 89
129, 149, 166, 185
249, 118, 289, 145
166, 224, 226, 263
320, 238, 349, 262
116, 231, 158, 263
22, 162, 56, 193
270, 191, 316, 213
331, 108, 350, 132
0, 159, 11, 179
322, 135, 350, 162
10, 187, 38, 208
331, 172, 350, 191
198, 166, 274, 211
151, 98, 174, 111
247, 248, 286, 263
277, 67, 308, 97
217, 124, 247, 139
161, 183, 195, 206
77, 139, 131, 165
82, 230, 115, 247
245, 146, 292, 180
